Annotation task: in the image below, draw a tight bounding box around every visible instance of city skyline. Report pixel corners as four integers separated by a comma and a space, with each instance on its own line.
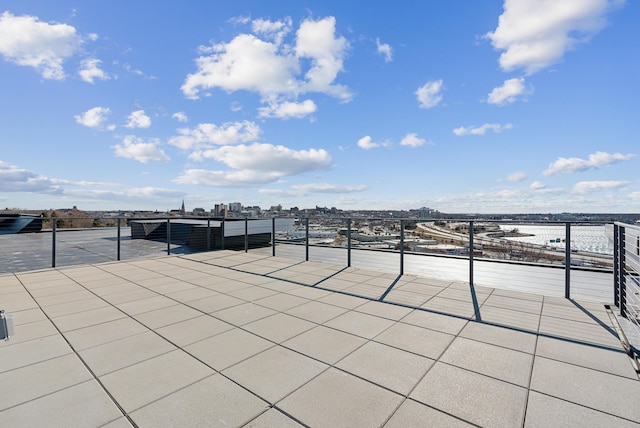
1, 1, 638, 213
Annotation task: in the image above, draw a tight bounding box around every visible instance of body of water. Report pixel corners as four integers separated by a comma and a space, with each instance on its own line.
499, 224, 612, 255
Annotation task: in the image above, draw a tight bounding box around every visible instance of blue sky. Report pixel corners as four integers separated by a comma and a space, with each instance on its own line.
1, 0, 638, 213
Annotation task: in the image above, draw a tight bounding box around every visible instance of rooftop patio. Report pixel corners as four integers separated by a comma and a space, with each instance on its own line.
1, 249, 639, 427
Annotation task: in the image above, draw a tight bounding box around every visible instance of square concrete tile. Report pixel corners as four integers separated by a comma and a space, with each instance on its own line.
245, 408, 304, 427
0, 380, 123, 427
155, 315, 234, 347
133, 304, 202, 329
187, 293, 245, 313
411, 362, 528, 428
244, 313, 316, 343
0, 319, 57, 347
130, 374, 268, 427
325, 310, 395, 339
278, 368, 403, 428
79, 331, 176, 376
482, 294, 543, 315
283, 325, 367, 365
0, 354, 92, 411
524, 390, 640, 428
165, 287, 219, 303
116, 295, 176, 316
440, 337, 534, 387
421, 296, 476, 318
374, 322, 454, 359
52, 306, 126, 332
254, 293, 310, 311
212, 302, 277, 326
0, 335, 71, 373
99, 350, 214, 412
317, 292, 367, 309
400, 309, 469, 335
223, 346, 328, 403
476, 305, 541, 331
538, 315, 620, 348
535, 335, 637, 378
354, 300, 413, 321
185, 328, 274, 371
459, 321, 537, 354
63, 317, 148, 351
336, 341, 434, 395
385, 399, 474, 428
40, 297, 109, 318
228, 286, 279, 302
530, 356, 640, 422
284, 300, 348, 324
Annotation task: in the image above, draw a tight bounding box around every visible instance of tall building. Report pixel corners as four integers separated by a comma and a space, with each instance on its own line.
229, 202, 242, 213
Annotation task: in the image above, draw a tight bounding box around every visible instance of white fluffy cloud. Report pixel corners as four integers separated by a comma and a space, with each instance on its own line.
169, 121, 261, 151
486, 0, 614, 74
261, 183, 367, 197
530, 181, 546, 191
400, 133, 428, 148
258, 99, 317, 119
0, 11, 84, 79
499, 171, 527, 182
454, 123, 513, 136
175, 143, 331, 187
543, 151, 635, 176
573, 180, 628, 193
487, 78, 531, 106
78, 58, 109, 83
416, 79, 443, 108
172, 112, 188, 122
193, 143, 331, 174
181, 16, 351, 115
357, 136, 379, 150
376, 38, 393, 62
74, 107, 111, 128
0, 160, 60, 192
125, 110, 152, 129
113, 136, 170, 163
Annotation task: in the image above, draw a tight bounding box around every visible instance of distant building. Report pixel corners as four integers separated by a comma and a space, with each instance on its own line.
229, 202, 242, 213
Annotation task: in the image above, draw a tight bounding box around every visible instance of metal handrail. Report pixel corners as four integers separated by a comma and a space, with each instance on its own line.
3, 216, 616, 301
613, 222, 640, 341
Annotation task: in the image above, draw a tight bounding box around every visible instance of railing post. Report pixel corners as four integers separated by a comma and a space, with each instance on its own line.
565, 222, 571, 299
469, 221, 474, 286
347, 218, 352, 267
619, 225, 627, 317
207, 218, 211, 251
305, 217, 309, 261
272, 217, 276, 257
613, 224, 620, 308
166, 218, 171, 255
221, 218, 225, 250
400, 219, 405, 276
117, 218, 121, 261
52, 218, 56, 268
244, 217, 249, 253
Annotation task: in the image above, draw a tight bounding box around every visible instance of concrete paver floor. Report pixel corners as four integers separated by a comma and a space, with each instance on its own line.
1, 250, 639, 427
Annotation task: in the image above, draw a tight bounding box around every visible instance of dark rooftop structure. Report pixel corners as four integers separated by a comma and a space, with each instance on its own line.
0, 214, 42, 235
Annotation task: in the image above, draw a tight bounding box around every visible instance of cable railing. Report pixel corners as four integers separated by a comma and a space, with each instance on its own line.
1, 216, 616, 302
612, 222, 640, 347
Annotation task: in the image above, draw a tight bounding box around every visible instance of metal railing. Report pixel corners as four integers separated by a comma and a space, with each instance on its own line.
1, 216, 616, 302
612, 222, 640, 341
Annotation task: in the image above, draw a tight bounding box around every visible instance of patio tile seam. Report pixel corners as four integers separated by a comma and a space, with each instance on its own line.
526, 389, 640, 426
518, 293, 544, 428
0, 378, 107, 415
13, 273, 136, 427
533, 353, 640, 383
